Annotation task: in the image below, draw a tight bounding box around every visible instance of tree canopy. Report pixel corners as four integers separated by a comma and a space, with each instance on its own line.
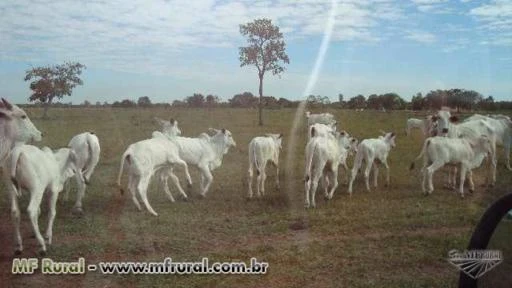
24, 62, 86, 118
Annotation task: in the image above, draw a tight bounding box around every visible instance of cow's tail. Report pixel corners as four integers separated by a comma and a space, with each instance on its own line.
250, 143, 261, 176
83, 133, 100, 184
410, 139, 430, 170
304, 141, 317, 183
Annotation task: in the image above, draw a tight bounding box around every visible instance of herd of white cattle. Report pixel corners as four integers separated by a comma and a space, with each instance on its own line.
0, 97, 510, 256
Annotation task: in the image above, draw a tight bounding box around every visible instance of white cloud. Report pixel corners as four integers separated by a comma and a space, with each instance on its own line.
0, 0, 405, 74
405, 31, 437, 43
470, 0, 512, 46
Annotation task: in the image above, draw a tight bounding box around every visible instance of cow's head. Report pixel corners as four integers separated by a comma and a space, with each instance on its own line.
383, 132, 396, 148
266, 133, 283, 150
155, 117, 181, 137
0, 98, 43, 143
434, 110, 458, 136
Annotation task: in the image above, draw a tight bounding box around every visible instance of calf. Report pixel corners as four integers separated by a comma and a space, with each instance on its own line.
117, 137, 192, 216
161, 128, 237, 197
347, 132, 396, 195
64, 132, 100, 213
304, 131, 356, 208
247, 134, 283, 198
410, 135, 492, 198
8, 145, 79, 255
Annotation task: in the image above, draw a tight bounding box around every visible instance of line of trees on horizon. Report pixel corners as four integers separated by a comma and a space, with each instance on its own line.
22, 89, 512, 111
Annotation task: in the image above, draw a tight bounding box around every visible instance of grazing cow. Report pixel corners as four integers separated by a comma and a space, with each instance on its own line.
305, 111, 337, 127
410, 135, 492, 198
308, 123, 336, 140
8, 145, 79, 255
117, 137, 193, 216
63, 132, 100, 213
304, 131, 356, 208
247, 134, 283, 198
406, 116, 436, 137
159, 128, 237, 197
347, 132, 397, 195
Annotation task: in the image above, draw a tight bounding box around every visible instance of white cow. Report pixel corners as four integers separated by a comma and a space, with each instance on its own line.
117, 136, 193, 216
433, 111, 508, 186
8, 145, 79, 255
162, 128, 237, 197
305, 111, 337, 127
406, 116, 436, 137
304, 131, 356, 208
63, 132, 100, 213
410, 135, 492, 198
308, 123, 336, 140
348, 132, 397, 195
247, 134, 283, 198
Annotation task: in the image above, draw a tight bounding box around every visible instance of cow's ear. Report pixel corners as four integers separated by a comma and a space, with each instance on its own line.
1, 98, 13, 111
449, 116, 459, 123
390, 132, 396, 138
221, 128, 226, 134
431, 116, 438, 121
170, 118, 175, 125
278, 133, 283, 139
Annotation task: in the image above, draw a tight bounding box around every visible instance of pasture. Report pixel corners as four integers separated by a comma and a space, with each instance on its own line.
1, 107, 511, 287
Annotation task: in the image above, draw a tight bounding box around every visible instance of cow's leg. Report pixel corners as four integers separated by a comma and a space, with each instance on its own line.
169, 171, 188, 200
427, 162, 444, 194
73, 171, 86, 213
467, 170, 475, 193
9, 184, 23, 254
421, 166, 428, 194
128, 174, 142, 211
459, 165, 467, 198
321, 173, 329, 198
364, 158, 373, 192
310, 172, 322, 208
348, 167, 358, 196
137, 174, 158, 216
198, 165, 213, 197
160, 171, 175, 202
45, 189, 60, 245
327, 167, 339, 200
373, 163, 379, 188
304, 177, 311, 208
248, 163, 254, 198
260, 162, 268, 196
27, 188, 46, 254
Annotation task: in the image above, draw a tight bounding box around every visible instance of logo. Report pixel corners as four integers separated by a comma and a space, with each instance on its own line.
448, 249, 503, 279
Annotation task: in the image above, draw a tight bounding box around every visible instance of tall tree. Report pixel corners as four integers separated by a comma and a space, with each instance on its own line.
239, 18, 289, 126
24, 62, 86, 118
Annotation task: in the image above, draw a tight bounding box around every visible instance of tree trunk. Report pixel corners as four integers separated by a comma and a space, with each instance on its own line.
43, 98, 52, 119
258, 74, 263, 126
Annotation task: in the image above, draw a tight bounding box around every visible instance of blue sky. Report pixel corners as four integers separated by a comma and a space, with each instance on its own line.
0, 0, 511, 104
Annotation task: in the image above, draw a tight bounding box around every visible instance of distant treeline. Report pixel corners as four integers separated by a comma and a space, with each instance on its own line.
22, 89, 512, 111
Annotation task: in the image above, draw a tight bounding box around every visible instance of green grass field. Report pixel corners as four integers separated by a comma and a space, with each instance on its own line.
1, 107, 511, 287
